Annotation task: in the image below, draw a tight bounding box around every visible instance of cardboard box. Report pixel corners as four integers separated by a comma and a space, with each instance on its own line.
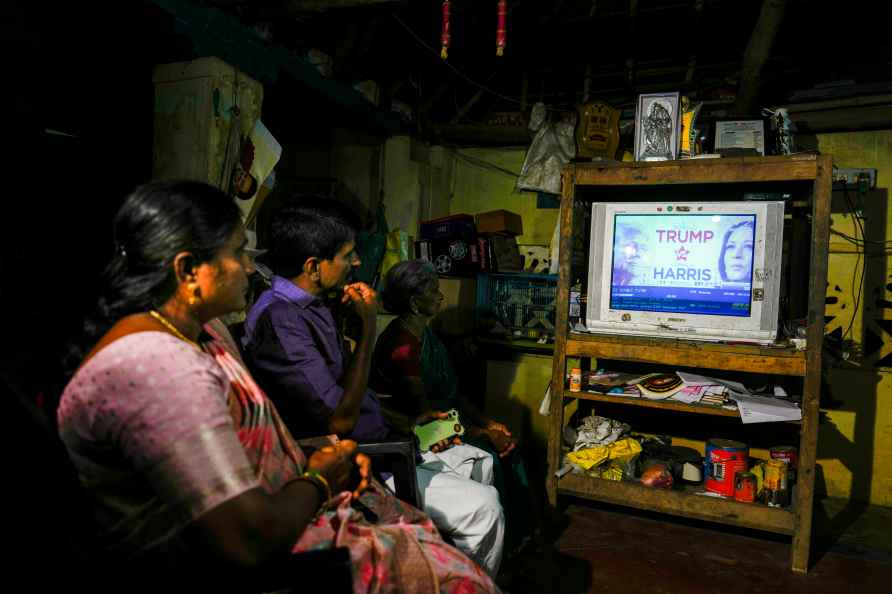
419, 214, 476, 240
489, 236, 524, 272
415, 237, 481, 277
476, 209, 523, 236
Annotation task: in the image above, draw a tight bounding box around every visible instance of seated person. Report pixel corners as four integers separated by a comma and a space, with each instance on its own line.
241, 197, 505, 576
372, 259, 536, 554
58, 180, 499, 593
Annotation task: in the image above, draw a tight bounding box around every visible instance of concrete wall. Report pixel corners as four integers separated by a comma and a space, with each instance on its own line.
331, 128, 382, 224
334, 135, 456, 239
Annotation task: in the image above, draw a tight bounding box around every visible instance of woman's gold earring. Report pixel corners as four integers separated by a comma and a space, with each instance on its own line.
187, 282, 202, 306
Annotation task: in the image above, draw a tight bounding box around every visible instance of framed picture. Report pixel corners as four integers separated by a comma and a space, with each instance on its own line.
634, 92, 681, 161
713, 119, 767, 156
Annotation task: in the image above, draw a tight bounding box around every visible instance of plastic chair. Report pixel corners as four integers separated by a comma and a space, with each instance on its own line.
357, 437, 421, 508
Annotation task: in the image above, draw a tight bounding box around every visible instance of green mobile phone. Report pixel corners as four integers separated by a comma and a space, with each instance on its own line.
414, 409, 464, 451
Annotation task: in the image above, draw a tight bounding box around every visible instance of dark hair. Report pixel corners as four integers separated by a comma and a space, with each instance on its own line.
67, 180, 242, 368
718, 219, 755, 282
381, 259, 438, 315
265, 195, 359, 278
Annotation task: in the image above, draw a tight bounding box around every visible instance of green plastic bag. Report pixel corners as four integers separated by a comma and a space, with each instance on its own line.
354, 204, 388, 285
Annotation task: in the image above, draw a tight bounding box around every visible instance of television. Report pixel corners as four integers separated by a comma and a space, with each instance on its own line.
585, 201, 785, 344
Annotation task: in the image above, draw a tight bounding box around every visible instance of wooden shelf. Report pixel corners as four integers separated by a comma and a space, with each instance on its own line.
569, 154, 819, 186
565, 332, 806, 376
477, 336, 555, 355
557, 473, 794, 535
547, 155, 831, 573
564, 390, 802, 424
565, 390, 740, 417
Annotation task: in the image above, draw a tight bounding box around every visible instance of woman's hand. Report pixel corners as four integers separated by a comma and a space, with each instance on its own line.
306, 439, 372, 500
415, 410, 462, 453
484, 420, 517, 458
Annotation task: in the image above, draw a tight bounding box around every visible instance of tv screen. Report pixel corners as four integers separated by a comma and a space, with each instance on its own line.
586, 201, 784, 345
610, 213, 756, 317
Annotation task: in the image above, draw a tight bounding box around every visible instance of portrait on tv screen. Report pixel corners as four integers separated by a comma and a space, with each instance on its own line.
609, 213, 756, 317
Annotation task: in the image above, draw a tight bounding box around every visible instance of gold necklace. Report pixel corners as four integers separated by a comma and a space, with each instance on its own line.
148, 310, 200, 349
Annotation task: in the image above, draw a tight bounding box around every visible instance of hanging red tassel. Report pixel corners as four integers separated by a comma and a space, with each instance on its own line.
496, 0, 507, 56
440, 1, 451, 60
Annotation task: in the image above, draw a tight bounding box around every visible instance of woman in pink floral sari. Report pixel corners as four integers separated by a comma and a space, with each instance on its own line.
58, 180, 498, 593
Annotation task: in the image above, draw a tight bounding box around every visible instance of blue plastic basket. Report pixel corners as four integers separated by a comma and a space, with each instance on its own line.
475, 273, 559, 338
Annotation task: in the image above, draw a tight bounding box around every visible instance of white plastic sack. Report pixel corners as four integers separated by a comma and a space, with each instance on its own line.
517, 103, 576, 195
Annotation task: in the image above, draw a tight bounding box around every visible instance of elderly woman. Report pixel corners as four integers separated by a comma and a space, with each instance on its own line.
372, 259, 535, 556
59, 181, 499, 593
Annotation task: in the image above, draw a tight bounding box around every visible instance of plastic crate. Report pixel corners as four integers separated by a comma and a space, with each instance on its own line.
475, 273, 559, 339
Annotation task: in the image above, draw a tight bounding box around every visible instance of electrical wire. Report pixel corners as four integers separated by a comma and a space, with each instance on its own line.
391, 13, 574, 113
840, 186, 867, 341
450, 149, 523, 178
830, 226, 892, 245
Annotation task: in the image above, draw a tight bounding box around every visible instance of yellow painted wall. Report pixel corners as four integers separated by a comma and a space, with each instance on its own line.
449, 148, 558, 246
817, 130, 892, 506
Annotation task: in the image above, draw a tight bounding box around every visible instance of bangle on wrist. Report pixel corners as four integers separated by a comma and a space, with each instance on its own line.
301, 470, 332, 504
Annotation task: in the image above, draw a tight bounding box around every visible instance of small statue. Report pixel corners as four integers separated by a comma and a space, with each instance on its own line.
642, 101, 673, 159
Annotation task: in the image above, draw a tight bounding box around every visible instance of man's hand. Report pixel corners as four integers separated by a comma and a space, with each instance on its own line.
415, 410, 462, 453
342, 282, 378, 330
306, 439, 371, 500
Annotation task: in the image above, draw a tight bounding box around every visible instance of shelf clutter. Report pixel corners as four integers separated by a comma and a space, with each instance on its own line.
558, 412, 798, 510
566, 369, 803, 424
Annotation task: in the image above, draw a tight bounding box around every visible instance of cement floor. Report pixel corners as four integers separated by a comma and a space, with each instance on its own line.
499, 498, 892, 594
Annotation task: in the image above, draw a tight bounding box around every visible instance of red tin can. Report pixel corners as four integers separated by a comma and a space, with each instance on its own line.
705, 439, 749, 497
734, 471, 757, 503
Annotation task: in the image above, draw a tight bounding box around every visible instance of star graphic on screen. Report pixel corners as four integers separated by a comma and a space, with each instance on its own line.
675, 246, 689, 261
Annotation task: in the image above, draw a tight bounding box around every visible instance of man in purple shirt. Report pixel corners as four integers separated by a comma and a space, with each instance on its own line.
242, 197, 504, 576
242, 195, 385, 441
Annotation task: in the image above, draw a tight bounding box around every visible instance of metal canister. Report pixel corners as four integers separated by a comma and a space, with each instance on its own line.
704, 439, 749, 497
761, 459, 789, 507
734, 471, 757, 503
569, 368, 582, 392
770, 446, 798, 485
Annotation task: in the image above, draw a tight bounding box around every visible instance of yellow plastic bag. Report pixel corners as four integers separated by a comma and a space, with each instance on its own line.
380, 229, 409, 280
566, 446, 609, 470
566, 437, 642, 471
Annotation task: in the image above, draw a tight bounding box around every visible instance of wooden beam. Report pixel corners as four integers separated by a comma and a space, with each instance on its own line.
733, 0, 788, 115
685, 0, 704, 85
420, 75, 457, 116
521, 71, 529, 112
285, 0, 399, 12
583, 63, 592, 102
450, 72, 498, 124
430, 124, 530, 146
450, 88, 489, 124
626, 0, 639, 84
787, 103, 892, 133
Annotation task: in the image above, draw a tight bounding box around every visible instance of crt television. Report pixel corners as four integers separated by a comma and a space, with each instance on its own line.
585, 201, 784, 344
